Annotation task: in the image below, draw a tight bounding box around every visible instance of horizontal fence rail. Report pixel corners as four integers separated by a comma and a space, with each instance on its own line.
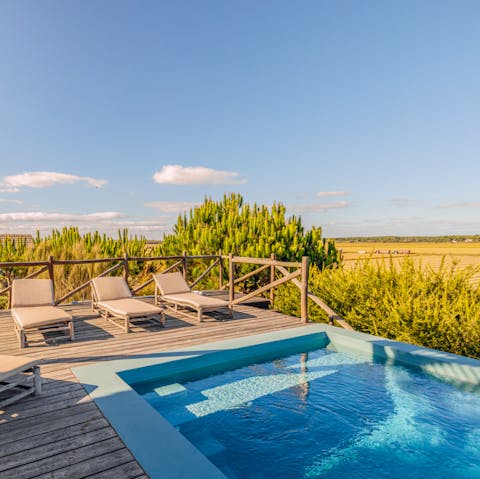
0, 253, 351, 329
0, 254, 221, 309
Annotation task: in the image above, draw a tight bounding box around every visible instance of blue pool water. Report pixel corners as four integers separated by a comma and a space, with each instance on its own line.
136, 348, 480, 478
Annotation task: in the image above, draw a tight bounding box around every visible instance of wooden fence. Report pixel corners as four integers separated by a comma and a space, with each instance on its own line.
0, 253, 352, 330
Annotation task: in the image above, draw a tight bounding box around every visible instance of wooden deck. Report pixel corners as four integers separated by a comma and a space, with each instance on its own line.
0, 298, 304, 479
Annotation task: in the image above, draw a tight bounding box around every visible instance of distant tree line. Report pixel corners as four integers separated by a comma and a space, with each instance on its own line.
334, 235, 480, 243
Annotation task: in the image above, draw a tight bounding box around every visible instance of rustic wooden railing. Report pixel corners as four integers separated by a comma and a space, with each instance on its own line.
0, 253, 351, 329
222, 254, 352, 329
0, 253, 220, 309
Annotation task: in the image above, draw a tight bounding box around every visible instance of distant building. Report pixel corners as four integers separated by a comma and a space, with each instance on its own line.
0, 234, 34, 246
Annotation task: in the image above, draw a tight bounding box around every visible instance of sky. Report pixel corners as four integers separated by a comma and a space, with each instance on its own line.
1, 0, 480, 239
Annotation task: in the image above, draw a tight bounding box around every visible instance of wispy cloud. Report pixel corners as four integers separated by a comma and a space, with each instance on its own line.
437, 201, 480, 209
0, 198, 22, 204
144, 201, 200, 213
0, 187, 20, 193
3, 171, 108, 189
316, 191, 348, 198
0, 211, 123, 222
100, 220, 171, 233
0, 211, 171, 238
290, 201, 350, 213
153, 165, 246, 185
388, 198, 421, 208
390, 216, 424, 223
323, 216, 480, 237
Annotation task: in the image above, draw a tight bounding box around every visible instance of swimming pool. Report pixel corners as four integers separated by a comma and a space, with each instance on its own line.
73, 325, 480, 479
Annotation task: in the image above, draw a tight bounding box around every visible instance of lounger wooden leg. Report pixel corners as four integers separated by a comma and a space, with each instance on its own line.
125, 318, 130, 333
19, 330, 26, 349
69, 321, 75, 341
161, 311, 166, 327
229, 306, 234, 319
197, 308, 203, 323
33, 366, 42, 395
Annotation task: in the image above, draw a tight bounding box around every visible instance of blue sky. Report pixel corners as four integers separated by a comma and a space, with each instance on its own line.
1, 1, 479, 238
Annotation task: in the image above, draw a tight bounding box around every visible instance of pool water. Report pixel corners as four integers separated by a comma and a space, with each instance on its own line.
136, 348, 480, 479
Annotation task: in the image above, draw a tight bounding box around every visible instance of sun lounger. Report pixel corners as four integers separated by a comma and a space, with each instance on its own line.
153, 271, 233, 322
91, 277, 165, 333
0, 355, 41, 408
11, 279, 74, 348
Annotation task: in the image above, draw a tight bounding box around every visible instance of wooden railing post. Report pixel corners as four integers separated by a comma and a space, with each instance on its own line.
269, 253, 276, 307
7, 278, 12, 310
123, 252, 129, 283
47, 255, 55, 298
228, 253, 234, 306
218, 253, 223, 290
182, 251, 188, 281
301, 256, 309, 323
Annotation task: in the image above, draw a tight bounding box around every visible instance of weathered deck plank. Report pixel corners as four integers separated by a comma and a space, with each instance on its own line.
0, 298, 304, 478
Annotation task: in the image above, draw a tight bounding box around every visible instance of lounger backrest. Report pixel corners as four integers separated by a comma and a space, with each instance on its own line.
91, 277, 132, 301
11, 279, 54, 307
154, 272, 191, 295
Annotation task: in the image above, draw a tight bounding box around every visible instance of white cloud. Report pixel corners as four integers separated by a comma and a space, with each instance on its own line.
316, 191, 348, 198
101, 220, 171, 233
390, 216, 424, 223
322, 216, 480, 237
437, 202, 480, 209
144, 201, 200, 213
0, 211, 123, 222
153, 165, 246, 185
84, 212, 124, 220
3, 171, 108, 189
291, 201, 350, 213
0, 187, 20, 193
0, 210, 172, 238
388, 198, 421, 208
0, 198, 22, 204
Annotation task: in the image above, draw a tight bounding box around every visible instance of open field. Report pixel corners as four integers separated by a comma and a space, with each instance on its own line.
336, 242, 480, 285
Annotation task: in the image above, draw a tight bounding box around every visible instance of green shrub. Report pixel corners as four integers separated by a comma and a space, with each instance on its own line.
275, 258, 480, 358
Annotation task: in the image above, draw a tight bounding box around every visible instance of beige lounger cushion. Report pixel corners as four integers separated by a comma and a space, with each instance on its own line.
0, 355, 38, 381
92, 277, 133, 301
96, 299, 163, 319
12, 306, 73, 329
162, 292, 229, 310
11, 279, 54, 307
154, 272, 191, 295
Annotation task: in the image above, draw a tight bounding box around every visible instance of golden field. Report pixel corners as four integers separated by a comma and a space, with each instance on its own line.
336, 241, 480, 285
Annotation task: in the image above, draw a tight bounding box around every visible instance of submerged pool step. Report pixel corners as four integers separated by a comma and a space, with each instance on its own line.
156, 368, 338, 427
151, 351, 370, 428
